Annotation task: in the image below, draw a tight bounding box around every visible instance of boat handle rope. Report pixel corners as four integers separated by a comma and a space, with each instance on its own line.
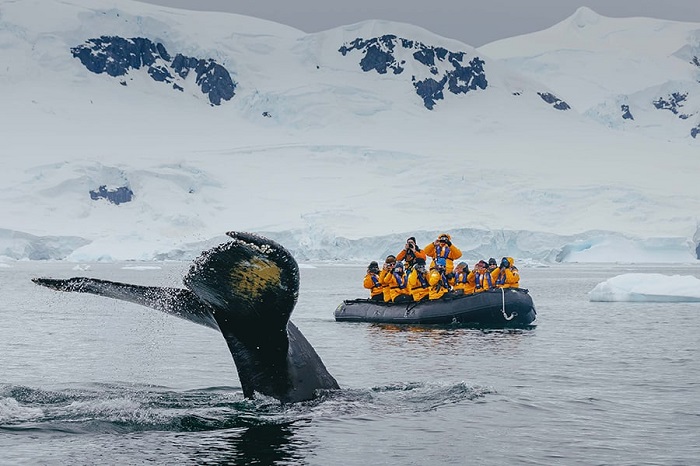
404, 302, 419, 317
500, 287, 517, 321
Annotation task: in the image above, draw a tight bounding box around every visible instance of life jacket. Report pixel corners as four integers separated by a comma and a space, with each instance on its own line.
392, 272, 408, 289
435, 244, 451, 260
495, 270, 507, 285
475, 271, 493, 290
415, 271, 429, 288
454, 271, 468, 284
436, 272, 450, 290
404, 249, 416, 265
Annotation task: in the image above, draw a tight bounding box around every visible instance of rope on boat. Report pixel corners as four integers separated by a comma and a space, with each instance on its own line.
404, 302, 419, 317
500, 287, 517, 321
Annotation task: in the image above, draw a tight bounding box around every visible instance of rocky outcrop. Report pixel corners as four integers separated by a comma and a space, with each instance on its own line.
538, 92, 571, 110
621, 104, 634, 120
89, 185, 134, 205
339, 35, 488, 109
653, 92, 691, 119
71, 36, 236, 106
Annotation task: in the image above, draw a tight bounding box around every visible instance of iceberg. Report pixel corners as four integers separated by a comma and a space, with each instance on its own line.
588, 273, 700, 302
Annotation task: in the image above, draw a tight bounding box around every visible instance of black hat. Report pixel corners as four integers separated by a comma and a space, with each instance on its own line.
488, 258, 497, 266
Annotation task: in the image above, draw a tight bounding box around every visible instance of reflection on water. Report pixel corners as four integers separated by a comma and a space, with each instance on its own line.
191, 421, 308, 466
365, 324, 533, 357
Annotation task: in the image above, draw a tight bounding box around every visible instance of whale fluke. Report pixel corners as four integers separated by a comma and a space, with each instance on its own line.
32, 231, 339, 403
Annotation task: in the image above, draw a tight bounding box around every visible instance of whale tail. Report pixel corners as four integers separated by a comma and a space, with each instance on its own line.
33, 231, 339, 403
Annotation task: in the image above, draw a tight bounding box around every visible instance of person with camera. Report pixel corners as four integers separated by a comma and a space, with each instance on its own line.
396, 236, 427, 271
363, 261, 384, 301
381, 261, 412, 303
473, 260, 495, 292
427, 258, 453, 300
423, 233, 462, 273
450, 261, 475, 295
408, 258, 430, 302
379, 255, 397, 302
491, 256, 520, 289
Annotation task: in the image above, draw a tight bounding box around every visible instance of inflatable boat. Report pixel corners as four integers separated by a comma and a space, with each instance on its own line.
334, 288, 536, 327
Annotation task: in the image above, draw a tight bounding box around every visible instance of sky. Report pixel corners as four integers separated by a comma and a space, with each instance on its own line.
137, 0, 700, 46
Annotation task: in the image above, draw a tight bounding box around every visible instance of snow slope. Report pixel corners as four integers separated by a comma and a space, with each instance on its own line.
0, 0, 698, 263
480, 7, 700, 140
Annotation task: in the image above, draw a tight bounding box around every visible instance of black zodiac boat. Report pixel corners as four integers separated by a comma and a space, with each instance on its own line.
335, 288, 537, 327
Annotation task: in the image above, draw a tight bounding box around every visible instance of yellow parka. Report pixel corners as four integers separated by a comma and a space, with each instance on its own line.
378, 269, 393, 302
491, 257, 520, 288
382, 269, 411, 302
423, 233, 462, 273
428, 269, 450, 300
408, 268, 430, 302
363, 272, 383, 299
473, 269, 494, 293
451, 269, 476, 294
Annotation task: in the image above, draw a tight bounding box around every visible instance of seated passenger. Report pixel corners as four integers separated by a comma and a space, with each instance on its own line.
450, 261, 475, 295
396, 236, 427, 271
491, 256, 520, 289
382, 261, 412, 303
423, 233, 462, 273
428, 258, 452, 300
408, 258, 430, 302
473, 260, 494, 293
487, 258, 498, 274
379, 255, 397, 302
363, 261, 384, 301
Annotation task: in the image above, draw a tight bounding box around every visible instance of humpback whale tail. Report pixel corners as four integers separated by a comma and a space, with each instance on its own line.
32, 231, 339, 403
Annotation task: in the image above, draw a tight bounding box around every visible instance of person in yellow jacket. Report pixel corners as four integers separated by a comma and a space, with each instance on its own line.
473, 260, 495, 293
396, 236, 427, 271
408, 258, 430, 302
381, 261, 412, 303
363, 261, 384, 301
491, 257, 520, 289
428, 258, 452, 300
450, 262, 476, 295
379, 255, 397, 302
423, 233, 462, 273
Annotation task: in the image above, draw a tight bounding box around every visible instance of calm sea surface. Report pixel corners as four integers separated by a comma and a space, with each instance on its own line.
1, 261, 699, 465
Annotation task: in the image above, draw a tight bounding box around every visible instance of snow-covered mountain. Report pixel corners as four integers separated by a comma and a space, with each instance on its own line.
479, 6, 700, 141
0, 0, 698, 263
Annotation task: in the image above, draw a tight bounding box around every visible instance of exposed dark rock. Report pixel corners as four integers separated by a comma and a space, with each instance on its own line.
538, 92, 571, 110
71, 36, 236, 106
89, 185, 134, 205
691, 125, 700, 139
653, 92, 691, 119
412, 77, 447, 110
621, 104, 634, 120
339, 35, 488, 109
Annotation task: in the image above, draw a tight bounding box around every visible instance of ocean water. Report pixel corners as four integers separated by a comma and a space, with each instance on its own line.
1, 261, 699, 465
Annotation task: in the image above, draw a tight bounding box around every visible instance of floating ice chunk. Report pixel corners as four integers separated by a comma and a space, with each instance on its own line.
589, 273, 700, 302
